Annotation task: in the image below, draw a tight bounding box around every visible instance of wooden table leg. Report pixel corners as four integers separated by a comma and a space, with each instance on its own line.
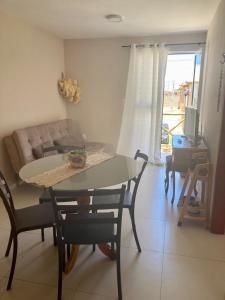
65, 245, 80, 274
64, 196, 90, 274
177, 171, 189, 207
64, 196, 116, 274
98, 243, 116, 260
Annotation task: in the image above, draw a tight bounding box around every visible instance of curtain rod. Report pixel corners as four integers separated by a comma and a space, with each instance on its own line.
122, 42, 206, 48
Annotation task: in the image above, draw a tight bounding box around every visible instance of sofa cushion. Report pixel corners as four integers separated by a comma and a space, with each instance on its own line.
13, 119, 71, 165
33, 141, 58, 159
54, 135, 83, 147
5, 119, 114, 174
85, 142, 105, 153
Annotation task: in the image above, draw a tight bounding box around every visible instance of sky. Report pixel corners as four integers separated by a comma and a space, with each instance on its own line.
164, 54, 201, 91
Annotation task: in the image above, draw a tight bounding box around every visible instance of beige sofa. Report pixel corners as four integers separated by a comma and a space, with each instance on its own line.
4, 119, 112, 174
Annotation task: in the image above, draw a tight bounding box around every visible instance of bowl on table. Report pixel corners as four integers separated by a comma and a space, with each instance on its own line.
64, 147, 87, 168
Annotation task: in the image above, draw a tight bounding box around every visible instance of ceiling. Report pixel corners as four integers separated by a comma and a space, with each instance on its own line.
0, 0, 220, 39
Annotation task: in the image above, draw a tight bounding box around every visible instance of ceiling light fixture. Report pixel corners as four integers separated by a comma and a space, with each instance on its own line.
105, 14, 124, 22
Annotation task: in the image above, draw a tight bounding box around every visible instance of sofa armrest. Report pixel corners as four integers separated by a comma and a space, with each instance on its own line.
4, 135, 22, 174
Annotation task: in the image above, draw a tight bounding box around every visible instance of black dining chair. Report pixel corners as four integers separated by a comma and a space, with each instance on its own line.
49, 185, 126, 300
0, 170, 56, 291
39, 144, 79, 242
92, 150, 148, 252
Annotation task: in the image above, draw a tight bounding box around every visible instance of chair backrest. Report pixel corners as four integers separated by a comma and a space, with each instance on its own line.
49, 185, 126, 244
127, 150, 148, 205
0, 171, 16, 231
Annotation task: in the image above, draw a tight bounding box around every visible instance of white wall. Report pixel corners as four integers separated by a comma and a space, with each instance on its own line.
64, 32, 206, 149
0, 11, 67, 182
201, 0, 225, 165
200, 0, 225, 212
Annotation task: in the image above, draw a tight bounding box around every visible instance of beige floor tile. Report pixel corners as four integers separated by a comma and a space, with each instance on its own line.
1, 164, 224, 300
165, 222, 225, 260
62, 245, 119, 293
122, 248, 162, 300
0, 276, 5, 296
0, 210, 10, 230
161, 254, 225, 300
0, 279, 74, 300
65, 247, 162, 300
2, 232, 57, 286
0, 228, 11, 260
121, 215, 165, 252
72, 291, 116, 299
134, 165, 182, 222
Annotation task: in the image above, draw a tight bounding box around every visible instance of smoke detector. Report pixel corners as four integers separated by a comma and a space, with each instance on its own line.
105, 14, 124, 22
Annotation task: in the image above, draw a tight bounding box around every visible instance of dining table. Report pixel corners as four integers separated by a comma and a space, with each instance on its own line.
19, 152, 143, 273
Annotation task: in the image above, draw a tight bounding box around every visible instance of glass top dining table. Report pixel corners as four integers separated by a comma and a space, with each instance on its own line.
19, 153, 143, 190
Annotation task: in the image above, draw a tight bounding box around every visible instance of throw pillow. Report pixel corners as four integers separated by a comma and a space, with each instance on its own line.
33, 141, 58, 159
54, 136, 84, 153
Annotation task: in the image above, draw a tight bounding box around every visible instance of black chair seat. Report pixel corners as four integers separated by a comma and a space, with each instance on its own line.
63, 212, 115, 244
93, 190, 132, 208
15, 202, 55, 233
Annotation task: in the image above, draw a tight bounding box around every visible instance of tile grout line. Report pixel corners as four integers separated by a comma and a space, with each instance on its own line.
163, 250, 225, 264
76, 286, 117, 299
159, 221, 167, 300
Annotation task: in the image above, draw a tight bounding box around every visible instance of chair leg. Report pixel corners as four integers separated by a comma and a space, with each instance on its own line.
53, 226, 57, 246
92, 209, 97, 252
39, 197, 45, 242
111, 242, 115, 257
201, 181, 206, 204
67, 243, 71, 260
116, 242, 122, 300
171, 171, 175, 204
129, 208, 141, 252
178, 175, 197, 226
194, 182, 198, 197
41, 228, 45, 242
165, 169, 169, 194
7, 236, 18, 290
5, 230, 13, 257
57, 243, 64, 300
62, 245, 66, 273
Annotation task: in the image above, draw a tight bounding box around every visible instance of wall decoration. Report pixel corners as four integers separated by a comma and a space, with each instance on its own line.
58, 72, 80, 104
217, 53, 225, 112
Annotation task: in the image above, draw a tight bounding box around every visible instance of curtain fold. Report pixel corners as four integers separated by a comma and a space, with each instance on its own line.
117, 44, 168, 163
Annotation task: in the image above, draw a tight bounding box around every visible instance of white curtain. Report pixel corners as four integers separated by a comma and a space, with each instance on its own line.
117, 44, 168, 163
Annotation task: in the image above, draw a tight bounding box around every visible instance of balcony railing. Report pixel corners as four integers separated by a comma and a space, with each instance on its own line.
161, 112, 185, 149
